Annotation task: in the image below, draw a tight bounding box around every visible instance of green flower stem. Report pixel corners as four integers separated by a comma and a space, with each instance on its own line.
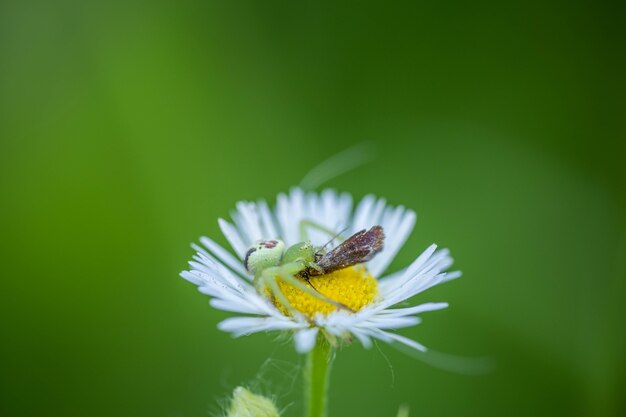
304, 334, 334, 417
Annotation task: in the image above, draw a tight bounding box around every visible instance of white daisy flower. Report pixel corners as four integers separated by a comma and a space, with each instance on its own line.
181, 188, 460, 354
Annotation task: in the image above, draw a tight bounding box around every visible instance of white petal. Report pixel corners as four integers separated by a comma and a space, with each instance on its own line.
369, 328, 427, 352
376, 245, 458, 308
257, 199, 279, 238
188, 253, 250, 293
379, 269, 444, 308
414, 272, 459, 295
349, 328, 373, 348
218, 218, 247, 258
321, 189, 340, 228
196, 280, 251, 305
370, 198, 387, 224
294, 328, 319, 353
351, 194, 377, 232
336, 191, 353, 230
385, 332, 428, 352
420, 248, 453, 274
441, 270, 462, 283
199, 236, 249, 279
403, 244, 438, 280
376, 245, 439, 304
180, 270, 206, 286
210, 298, 268, 315
276, 188, 305, 245
369, 208, 416, 276
376, 267, 407, 291
363, 316, 422, 329
233, 202, 263, 243
218, 316, 303, 337
303, 192, 328, 245
378, 302, 449, 317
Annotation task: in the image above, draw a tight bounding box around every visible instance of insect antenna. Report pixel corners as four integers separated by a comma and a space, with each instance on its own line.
318, 226, 349, 253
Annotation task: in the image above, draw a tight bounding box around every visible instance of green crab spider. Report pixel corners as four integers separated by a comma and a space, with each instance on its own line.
243, 221, 385, 317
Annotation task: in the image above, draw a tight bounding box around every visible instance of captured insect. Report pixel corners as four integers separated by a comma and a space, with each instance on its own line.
244, 225, 385, 315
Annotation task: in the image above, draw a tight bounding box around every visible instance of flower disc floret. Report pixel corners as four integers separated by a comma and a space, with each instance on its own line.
272, 266, 378, 318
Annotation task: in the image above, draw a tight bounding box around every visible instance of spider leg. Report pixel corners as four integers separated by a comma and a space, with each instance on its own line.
267, 265, 355, 313
305, 261, 324, 275
299, 219, 347, 243
261, 268, 302, 318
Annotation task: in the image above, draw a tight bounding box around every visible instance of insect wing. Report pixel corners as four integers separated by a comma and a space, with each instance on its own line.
315, 226, 385, 274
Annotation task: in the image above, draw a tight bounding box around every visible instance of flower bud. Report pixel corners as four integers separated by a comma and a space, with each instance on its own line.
226, 386, 280, 417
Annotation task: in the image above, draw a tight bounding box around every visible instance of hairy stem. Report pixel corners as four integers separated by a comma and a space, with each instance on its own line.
304, 334, 334, 417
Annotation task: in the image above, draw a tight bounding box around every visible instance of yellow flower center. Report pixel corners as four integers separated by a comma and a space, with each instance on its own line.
273, 266, 379, 318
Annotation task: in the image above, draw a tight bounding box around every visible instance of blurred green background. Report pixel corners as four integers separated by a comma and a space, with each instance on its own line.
1, 0, 624, 416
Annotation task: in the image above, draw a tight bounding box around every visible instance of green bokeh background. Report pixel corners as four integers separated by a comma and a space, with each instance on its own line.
1, 1, 624, 416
